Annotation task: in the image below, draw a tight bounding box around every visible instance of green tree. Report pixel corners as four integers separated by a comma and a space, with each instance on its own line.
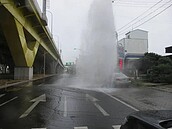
136, 52, 172, 83
148, 64, 172, 83
158, 57, 172, 65
139, 52, 161, 74
146, 56, 172, 83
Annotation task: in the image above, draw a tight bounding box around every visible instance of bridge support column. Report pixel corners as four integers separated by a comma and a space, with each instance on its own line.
14, 67, 33, 80
47, 61, 58, 74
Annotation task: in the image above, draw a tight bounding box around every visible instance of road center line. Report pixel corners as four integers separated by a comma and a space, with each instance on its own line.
74, 127, 88, 129
112, 125, 121, 129
93, 102, 110, 116
0, 94, 5, 98
100, 90, 139, 111
86, 94, 110, 116
86, 94, 99, 102
64, 96, 67, 117
0, 96, 18, 107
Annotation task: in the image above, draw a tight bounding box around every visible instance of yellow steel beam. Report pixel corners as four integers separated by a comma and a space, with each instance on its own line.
0, 0, 59, 61
0, 6, 39, 67
15, 19, 39, 66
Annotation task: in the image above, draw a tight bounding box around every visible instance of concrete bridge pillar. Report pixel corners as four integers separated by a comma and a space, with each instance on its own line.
14, 67, 33, 80
0, 7, 39, 80
49, 61, 58, 74
0, 2, 63, 80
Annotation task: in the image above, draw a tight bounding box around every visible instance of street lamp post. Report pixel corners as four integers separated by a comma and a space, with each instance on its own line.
115, 31, 118, 42
46, 10, 53, 35
54, 35, 60, 50
53, 35, 62, 59
73, 48, 87, 62
45, 11, 62, 59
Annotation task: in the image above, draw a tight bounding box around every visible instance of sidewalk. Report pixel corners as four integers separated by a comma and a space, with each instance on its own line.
150, 84, 172, 93
132, 79, 172, 93
102, 80, 172, 110
0, 74, 56, 90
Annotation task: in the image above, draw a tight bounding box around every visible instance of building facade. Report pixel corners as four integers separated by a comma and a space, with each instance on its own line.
117, 29, 148, 71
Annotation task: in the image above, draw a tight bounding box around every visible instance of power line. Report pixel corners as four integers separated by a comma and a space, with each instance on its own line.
134, 2, 172, 29
114, 0, 170, 7
115, 4, 159, 8
118, 2, 172, 36
114, 0, 171, 4
118, 0, 172, 34
117, 0, 165, 32
115, 0, 167, 3
115, 2, 172, 7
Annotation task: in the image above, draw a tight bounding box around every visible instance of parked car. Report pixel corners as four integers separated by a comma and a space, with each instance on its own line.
112, 72, 131, 87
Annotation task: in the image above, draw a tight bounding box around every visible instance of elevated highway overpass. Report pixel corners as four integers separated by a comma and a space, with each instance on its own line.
0, 0, 63, 80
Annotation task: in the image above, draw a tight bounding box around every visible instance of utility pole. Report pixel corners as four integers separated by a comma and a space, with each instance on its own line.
46, 10, 53, 34
42, 0, 46, 15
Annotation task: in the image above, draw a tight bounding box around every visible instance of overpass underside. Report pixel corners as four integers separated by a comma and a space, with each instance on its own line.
0, 0, 63, 80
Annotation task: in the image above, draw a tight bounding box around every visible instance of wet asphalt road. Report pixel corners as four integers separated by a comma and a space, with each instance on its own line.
0, 74, 135, 129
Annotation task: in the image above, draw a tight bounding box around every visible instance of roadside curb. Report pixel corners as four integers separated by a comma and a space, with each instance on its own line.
0, 74, 57, 90
149, 86, 172, 93
131, 79, 167, 87
131, 79, 172, 93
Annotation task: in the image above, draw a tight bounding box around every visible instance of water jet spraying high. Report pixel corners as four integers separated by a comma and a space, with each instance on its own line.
77, 0, 117, 87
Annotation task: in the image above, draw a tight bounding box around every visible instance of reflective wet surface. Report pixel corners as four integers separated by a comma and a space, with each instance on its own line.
0, 74, 135, 129
102, 87, 172, 110
1, 74, 172, 129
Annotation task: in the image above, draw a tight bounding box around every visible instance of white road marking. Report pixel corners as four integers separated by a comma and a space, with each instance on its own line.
64, 96, 67, 117
0, 94, 5, 98
74, 125, 120, 129
74, 127, 88, 129
0, 96, 18, 107
93, 102, 110, 116
20, 94, 46, 118
86, 94, 99, 102
100, 90, 139, 111
86, 94, 110, 116
112, 125, 121, 129
31, 128, 46, 129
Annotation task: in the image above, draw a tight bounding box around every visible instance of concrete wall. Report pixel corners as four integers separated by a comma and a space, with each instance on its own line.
118, 29, 148, 57
14, 67, 33, 80
125, 38, 148, 54
117, 29, 148, 71
125, 29, 148, 39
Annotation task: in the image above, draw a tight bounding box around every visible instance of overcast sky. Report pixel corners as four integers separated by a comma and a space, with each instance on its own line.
37, 0, 172, 63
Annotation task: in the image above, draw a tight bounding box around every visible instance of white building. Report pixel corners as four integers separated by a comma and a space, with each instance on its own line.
117, 29, 148, 70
